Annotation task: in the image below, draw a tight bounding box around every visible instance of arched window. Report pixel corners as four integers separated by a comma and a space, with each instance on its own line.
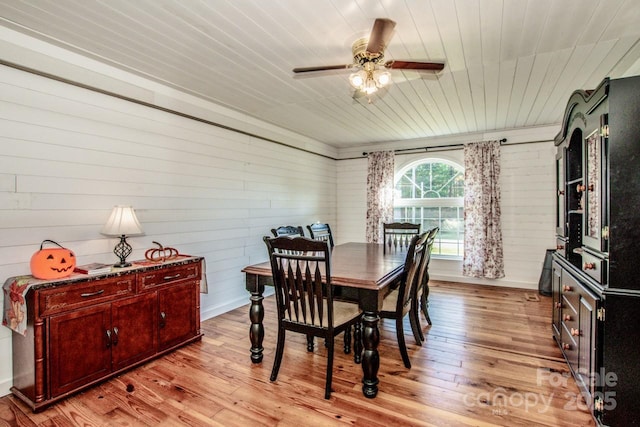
394, 158, 464, 257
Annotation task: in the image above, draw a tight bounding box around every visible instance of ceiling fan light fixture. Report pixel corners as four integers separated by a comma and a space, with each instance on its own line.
374, 70, 391, 86
349, 71, 365, 88
350, 67, 390, 96
364, 78, 378, 95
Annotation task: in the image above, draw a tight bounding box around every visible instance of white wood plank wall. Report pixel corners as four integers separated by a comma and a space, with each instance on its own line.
335, 159, 367, 245
335, 138, 556, 289
0, 65, 336, 396
500, 142, 556, 285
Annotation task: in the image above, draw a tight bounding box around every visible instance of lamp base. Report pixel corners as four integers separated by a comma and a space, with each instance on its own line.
113, 261, 132, 268
113, 235, 133, 268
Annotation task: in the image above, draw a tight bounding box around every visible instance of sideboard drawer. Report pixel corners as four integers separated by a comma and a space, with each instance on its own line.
561, 296, 579, 343
581, 250, 607, 285
560, 270, 580, 312
138, 262, 199, 291
561, 322, 579, 371
38, 275, 135, 316
556, 238, 566, 257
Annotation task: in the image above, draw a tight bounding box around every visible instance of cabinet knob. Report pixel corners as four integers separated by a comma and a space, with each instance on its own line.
576, 184, 586, 192
106, 329, 112, 348
562, 342, 571, 350
160, 311, 166, 328
555, 302, 562, 309
556, 244, 565, 250
112, 327, 119, 346
583, 262, 596, 271
563, 314, 571, 321
558, 190, 565, 196
571, 327, 580, 337
588, 184, 594, 192
563, 285, 572, 292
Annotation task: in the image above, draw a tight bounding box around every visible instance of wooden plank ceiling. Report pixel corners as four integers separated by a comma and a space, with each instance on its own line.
1, 0, 639, 148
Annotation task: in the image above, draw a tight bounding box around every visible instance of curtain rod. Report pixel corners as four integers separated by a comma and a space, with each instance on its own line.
361, 138, 506, 156
353, 138, 553, 159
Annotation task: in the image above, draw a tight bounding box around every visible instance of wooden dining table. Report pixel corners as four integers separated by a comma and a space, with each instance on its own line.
242, 242, 406, 398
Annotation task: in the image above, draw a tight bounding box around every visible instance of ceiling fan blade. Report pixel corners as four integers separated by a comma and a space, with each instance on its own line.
385, 60, 445, 72
293, 64, 353, 73
366, 18, 396, 55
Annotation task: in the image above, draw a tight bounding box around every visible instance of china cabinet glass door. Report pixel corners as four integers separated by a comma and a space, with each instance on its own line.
583, 116, 608, 252
556, 149, 566, 237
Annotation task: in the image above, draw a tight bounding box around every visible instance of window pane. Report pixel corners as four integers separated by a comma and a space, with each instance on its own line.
396, 175, 415, 199
397, 161, 464, 199
394, 159, 464, 257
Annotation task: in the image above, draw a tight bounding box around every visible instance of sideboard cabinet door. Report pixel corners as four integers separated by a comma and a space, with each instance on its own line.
551, 261, 562, 340
49, 303, 112, 397
158, 282, 198, 351
111, 292, 158, 371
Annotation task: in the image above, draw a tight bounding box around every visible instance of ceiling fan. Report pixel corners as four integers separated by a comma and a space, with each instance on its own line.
292, 18, 445, 100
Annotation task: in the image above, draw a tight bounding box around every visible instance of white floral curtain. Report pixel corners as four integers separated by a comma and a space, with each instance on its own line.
463, 141, 505, 279
366, 151, 395, 243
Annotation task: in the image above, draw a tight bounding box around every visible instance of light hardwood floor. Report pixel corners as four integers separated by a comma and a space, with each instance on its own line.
0, 281, 595, 426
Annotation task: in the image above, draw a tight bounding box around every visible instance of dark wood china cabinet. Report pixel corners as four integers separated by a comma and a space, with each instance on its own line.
553, 76, 640, 426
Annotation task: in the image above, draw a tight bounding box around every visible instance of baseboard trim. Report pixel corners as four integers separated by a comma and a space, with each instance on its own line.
201, 289, 274, 321
0, 376, 12, 398
430, 274, 538, 290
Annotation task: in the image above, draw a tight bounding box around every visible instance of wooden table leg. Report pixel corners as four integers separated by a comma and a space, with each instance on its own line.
361, 310, 380, 398
246, 273, 265, 363
249, 291, 264, 363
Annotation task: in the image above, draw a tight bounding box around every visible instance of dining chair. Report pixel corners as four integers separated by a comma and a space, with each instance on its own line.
263, 236, 362, 399
379, 232, 427, 368
271, 225, 305, 237
307, 223, 335, 248
271, 225, 326, 351
383, 222, 421, 254
410, 227, 439, 344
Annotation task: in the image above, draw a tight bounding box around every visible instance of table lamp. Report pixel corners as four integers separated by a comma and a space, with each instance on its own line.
101, 205, 144, 267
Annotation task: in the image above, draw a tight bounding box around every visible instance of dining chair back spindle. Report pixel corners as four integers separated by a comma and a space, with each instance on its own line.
307, 223, 335, 248
379, 232, 427, 368
383, 222, 421, 254
263, 236, 362, 399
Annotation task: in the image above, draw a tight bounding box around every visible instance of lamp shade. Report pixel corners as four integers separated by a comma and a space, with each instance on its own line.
101, 205, 144, 236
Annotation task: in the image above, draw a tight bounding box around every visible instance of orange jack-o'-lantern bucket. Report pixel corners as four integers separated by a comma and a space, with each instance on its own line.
30, 240, 77, 280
